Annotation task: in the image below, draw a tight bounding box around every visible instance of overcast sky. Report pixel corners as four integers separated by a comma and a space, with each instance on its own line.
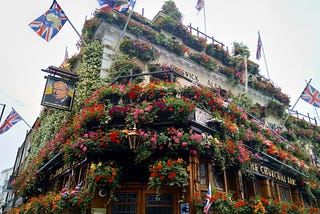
0, 0, 319, 172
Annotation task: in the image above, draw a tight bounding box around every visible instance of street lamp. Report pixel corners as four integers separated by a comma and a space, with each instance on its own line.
123, 124, 140, 150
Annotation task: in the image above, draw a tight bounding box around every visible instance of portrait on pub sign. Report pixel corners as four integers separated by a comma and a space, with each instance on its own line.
41, 76, 75, 111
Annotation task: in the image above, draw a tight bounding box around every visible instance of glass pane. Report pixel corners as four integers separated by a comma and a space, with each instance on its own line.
302, 193, 310, 207
212, 173, 224, 191
200, 162, 207, 185
279, 186, 291, 202
111, 192, 137, 214
146, 194, 174, 214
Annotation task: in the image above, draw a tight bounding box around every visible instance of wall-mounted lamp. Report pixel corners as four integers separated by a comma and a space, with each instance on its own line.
123, 124, 139, 150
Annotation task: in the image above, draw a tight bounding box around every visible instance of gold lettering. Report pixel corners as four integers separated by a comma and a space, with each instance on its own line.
256, 165, 296, 185
251, 163, 258, 172
171, 64, 199, 82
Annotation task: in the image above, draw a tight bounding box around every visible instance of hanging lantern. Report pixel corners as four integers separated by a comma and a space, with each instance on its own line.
123, 124, 139, 150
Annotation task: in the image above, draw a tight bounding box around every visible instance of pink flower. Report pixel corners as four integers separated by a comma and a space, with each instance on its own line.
190, 133, 203, 143
145, 104, 152, 112
190, 149, 198, 155
151, 133, 158, 143
82, 146, 87, 152
181, 142, 188, 147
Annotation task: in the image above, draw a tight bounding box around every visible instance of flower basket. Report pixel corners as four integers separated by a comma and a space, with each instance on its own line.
87, 160, 121, 189
120, 37, 160, 62
108, 105, 131, 126
148, 158, 189, 194
164, 97, 195, 123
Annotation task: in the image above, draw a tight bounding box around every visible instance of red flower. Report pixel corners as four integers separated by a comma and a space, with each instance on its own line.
168, 171, 176, 179
100, 141, 107, 147
109, 131, 121, 144
261, 198, 269, 205
234, 200, 246, 208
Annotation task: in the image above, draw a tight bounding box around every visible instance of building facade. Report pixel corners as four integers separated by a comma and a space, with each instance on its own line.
5, 2, 320, 214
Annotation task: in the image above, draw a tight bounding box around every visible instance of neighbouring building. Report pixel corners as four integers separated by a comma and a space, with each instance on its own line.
5, 1, 320, 214
0, 167, 13, 214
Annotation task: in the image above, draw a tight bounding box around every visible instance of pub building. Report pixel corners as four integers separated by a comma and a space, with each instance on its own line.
4, 1, 320, 214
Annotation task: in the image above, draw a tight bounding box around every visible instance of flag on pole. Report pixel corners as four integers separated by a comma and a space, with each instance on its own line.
97, 0, 116, 12
256, 31, 262, 60
114, 0, 136, 13
71, 182, 82, 196
203, 184, 212, 214
0, 109, 23, 135
60, 184, 70, 197
29, 0, 68, 42
300, 84, 320, 108
195, 0, 205, 12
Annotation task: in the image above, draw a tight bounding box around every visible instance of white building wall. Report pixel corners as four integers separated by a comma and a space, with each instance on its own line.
0, 167, 13, 214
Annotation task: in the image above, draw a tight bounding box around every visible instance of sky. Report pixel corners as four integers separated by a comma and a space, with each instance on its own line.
0, 0, 320, 172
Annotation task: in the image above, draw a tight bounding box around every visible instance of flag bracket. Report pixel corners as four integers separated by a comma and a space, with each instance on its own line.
41, 66, 79, 82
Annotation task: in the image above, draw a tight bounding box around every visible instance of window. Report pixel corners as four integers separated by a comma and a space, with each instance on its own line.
301, 192, 311, 207
200, 162, 207, 185
279, 185, 291, 202
242, 177, 256, 198
146, 194, 174, 214
212, 167, 224, 191
110, 190, 175, 214
111, 192, 138, 214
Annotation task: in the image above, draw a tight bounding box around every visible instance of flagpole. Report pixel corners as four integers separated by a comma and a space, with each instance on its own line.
114, 1, 136, 51
12, 107, 32, 129
52, 0, 86, 46
258, 31, 270, 79
314, 107, 320, 125
282, 78, 312, 125
203, 2, 207, 35
67, 19, 87, 46
0, 103, 5, 123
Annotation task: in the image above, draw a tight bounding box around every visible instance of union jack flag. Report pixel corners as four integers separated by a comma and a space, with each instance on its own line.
97, 0, 136, 13
71, 182, 82, 196
196, 0, 205, 13
60, 184, 70, 197
114, 0, 136, 13
0, 109, 23, 135
203, 184, 212, 214
301, 84, 320, 108
256, 31, 262, 60
96, 0, 116, 12
29, 0, 68, 42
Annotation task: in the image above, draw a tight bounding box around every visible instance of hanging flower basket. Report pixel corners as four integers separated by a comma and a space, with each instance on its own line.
148, 158, 189, 193
87, 160, 121, 189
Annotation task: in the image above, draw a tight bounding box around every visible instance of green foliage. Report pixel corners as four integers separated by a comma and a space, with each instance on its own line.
205, 43, 232, 66
106, 54, 144, 84
81, 17, 100, 43
266, 100, 285, 118
119, 37, 160, 62
232, 41, 250, 58
161, 0, 182, 21
73, 41, 104, 110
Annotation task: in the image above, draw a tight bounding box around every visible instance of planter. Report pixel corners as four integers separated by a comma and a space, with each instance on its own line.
156, 111, 170, 123
86, 120, 101, 131
109, 117, 126, 127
